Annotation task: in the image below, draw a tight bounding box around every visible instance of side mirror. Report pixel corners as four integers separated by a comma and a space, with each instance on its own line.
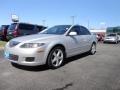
69, 32, 77, 36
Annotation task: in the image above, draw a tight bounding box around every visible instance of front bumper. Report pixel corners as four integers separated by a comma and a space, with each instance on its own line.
4, 46, 46, 66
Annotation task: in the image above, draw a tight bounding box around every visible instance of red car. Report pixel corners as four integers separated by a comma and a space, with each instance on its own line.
0, 25, 9, 40
95, 33, 105, 41
7, 23, 46, 40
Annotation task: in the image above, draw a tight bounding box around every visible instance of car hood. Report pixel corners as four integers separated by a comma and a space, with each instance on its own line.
11, 34, 62, 43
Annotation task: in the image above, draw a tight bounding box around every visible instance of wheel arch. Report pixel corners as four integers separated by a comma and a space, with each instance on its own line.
48, 44, 66, 57
45, 43, 66, 68
44, 43, 66, 64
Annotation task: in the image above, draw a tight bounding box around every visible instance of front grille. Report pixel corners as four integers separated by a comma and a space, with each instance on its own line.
9, 41, 20, 47
9, 54, 18, 61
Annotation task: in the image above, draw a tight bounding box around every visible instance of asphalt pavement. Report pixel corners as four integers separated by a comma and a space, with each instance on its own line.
0, 43, 120, 90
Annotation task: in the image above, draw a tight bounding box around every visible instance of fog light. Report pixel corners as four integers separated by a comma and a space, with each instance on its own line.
25, 57, 35, 62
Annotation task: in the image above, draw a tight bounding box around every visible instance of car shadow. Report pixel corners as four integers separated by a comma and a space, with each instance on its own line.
11, 52, 90, 72
11, 63, 49, 72
103, 42, 120, 44
63, 52, 90, 66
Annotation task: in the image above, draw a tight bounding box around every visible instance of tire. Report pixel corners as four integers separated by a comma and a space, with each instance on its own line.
11, 62, 19, 67
47, 46, 65, 69
89, 43, 96, 55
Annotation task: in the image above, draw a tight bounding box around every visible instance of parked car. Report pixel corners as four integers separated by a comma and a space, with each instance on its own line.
0, 25, 9, 40
103, 33, 119, 44
6, 22, 46, 40
4, 25, 97, 69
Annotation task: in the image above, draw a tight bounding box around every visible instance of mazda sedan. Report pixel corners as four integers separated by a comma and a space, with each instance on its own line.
4, 25, 97, 69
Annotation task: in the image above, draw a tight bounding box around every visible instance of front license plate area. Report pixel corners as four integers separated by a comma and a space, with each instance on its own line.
9, 54, 18, 61
4, 51, 9, 59
4, 51, 18, 61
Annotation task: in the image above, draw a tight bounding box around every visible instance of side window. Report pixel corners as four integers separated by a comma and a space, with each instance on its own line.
19, 24, 36, 35
19, 24, 34, 30
70, 26, 80, 35
80, 26, 91, 35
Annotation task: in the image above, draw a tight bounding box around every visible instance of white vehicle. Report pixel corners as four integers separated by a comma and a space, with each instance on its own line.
4, 25, 97, 69
103, 33, 119, 44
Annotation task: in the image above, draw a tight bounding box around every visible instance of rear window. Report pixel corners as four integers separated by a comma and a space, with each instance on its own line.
19, 24, 34, 30
0, 25, 9, 30
8, 23, 17, 30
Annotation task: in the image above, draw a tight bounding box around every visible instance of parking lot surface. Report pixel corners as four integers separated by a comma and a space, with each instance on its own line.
0, 43, 120, 90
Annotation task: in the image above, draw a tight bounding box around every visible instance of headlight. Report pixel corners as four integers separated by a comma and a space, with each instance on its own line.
20, 43, 45, 48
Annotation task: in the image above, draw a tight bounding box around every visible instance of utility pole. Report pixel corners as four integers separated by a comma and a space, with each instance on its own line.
71, 16, 75, 25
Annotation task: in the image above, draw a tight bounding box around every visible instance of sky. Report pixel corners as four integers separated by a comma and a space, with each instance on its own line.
0, 0, 120, 29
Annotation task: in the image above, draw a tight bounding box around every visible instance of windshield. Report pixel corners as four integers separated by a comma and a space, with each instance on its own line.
40, 25, 71, 35
107, 34, 116, 37
8, 23, 17, 30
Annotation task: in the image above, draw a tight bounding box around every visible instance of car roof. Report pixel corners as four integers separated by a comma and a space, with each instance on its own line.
11, 22, 45, 27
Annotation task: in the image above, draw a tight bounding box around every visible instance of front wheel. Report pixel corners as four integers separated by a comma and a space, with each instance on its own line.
47, 47, 65, 69
89, 43, 96, 55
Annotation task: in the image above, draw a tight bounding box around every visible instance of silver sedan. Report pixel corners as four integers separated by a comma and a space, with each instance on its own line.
4, 25, 97, 69
103, 33, 119, 44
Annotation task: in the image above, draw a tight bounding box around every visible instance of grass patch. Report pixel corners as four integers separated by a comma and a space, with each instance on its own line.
0, 41, 7, 47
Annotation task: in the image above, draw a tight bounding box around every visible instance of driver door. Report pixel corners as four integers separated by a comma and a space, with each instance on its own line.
65, 26, 85, 57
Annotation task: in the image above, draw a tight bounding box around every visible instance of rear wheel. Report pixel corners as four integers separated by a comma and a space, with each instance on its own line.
89, 43, 96, 55
47, 46, 65, 69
